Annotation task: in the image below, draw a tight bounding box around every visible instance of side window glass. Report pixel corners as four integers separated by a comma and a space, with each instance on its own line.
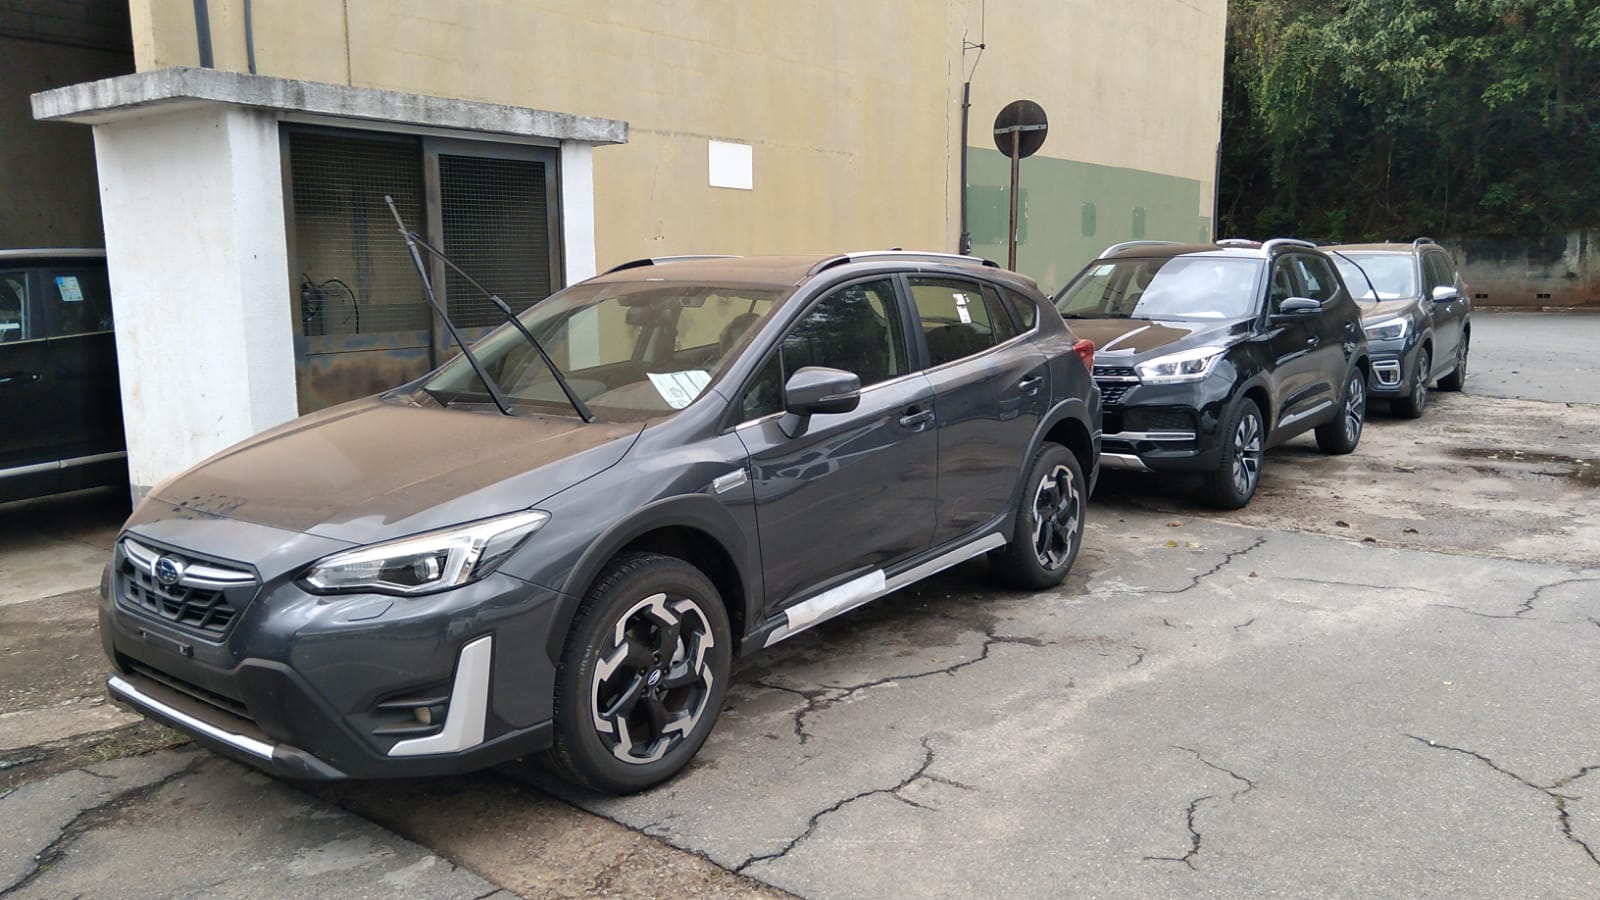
1424, 253, 1451, 291
0, 271, 30, 342
1267, 259, 1297, 310
46, 266, 114, 337
1293, 256, 1338, 303
998, 285, 1038, 330
741, 352, 784, 421
909, 276, 998, 366
982, 285, 1018, 342
780, 278, 907, 387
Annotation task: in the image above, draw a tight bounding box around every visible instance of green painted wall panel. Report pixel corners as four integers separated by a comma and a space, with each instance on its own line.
967, 149, 1211, 295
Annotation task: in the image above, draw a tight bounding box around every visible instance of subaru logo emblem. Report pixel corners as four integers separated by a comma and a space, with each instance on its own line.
153, 556, 185, 587
647, 669, 663, 687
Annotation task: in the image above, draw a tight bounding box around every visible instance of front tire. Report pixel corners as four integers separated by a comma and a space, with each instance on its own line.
1392, 348, 1430, 418
1438, 332, 1469, 392
1203, 398, 1264, 509
1315, 369, 1366, 454
989, 443, 1086, 590
547, 553, 731, 794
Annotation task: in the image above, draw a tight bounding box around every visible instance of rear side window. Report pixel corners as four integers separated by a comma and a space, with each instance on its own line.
0, 271, 31, 342
1423, 252, 1454, 291
997, 285, 1038, 330
45, 265, 113, 337
1290, 255, 1339, 303
908, 276, 1000, 366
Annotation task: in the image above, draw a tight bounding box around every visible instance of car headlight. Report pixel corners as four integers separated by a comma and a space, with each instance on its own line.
1135, 346, 1227, 384
302, 510, 550, 596
1363, 317, 1408, 342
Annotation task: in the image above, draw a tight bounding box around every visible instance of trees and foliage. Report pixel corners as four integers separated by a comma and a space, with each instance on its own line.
1220, 0, 1600, 240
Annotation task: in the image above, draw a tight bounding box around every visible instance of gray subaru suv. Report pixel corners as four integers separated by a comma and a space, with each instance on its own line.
101, 251, 1100, 794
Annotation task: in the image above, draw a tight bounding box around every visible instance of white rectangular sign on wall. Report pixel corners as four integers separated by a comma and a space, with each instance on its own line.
708, 140, 753, 190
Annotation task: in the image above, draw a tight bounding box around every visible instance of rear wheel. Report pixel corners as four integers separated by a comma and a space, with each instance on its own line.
1392, 348, 1430, 418
989, 443, 1086, 590
546, 553, 731, 794
1203, 398, 1264, 509
1438, 332, 1469, 392
1315, 369, 1366, 454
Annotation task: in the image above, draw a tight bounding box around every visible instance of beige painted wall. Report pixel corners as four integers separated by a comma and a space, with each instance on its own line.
127, 0, 1224, 273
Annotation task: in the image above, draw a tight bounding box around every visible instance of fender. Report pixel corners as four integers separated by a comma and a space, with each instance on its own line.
543, 492, 761, 661
998, 396, 1098, 539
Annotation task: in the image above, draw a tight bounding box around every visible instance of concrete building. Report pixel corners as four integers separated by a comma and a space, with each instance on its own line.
26, 0, 1227, 500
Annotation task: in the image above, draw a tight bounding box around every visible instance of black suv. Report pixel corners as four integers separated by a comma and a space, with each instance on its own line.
1053, 239, 1370, 508
1327, 239, 1472, 418
101, 251, 1100, 794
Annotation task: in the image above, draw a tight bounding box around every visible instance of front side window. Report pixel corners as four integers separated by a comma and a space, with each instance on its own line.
423, 281, 784, 420
909, 277, 1001, 366
1291, 255, 1339, 303
1057, 256, 1263, 321
44, 266, 113, 337
0, 271, 29, 343
1332, 253, 1417, 301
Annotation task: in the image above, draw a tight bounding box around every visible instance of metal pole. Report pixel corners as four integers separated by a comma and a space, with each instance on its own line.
959, 81, 972, 256
1008, 130, 1021, 270
192, 0, 214, 68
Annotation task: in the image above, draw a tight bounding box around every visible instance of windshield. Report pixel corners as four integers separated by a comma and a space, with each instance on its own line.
1332, 253, 1418, 301
422, 281, 786, 420
1055, 256, 1262, 320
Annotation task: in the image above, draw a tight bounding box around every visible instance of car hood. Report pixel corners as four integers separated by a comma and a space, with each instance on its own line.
145, 398, 644, 545
1067, 316, 1251, 362
1357, 298, 1420, 322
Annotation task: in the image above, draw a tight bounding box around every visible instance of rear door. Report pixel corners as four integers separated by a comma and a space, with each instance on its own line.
734, 277, 938, 610
41, 261, 126, 490
1423, 251, 1465, 373
905, 274, 1048, 547
0, 267, 60, 500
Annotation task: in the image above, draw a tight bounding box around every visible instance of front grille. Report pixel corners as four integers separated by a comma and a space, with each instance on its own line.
1094, 365, 1137, 378
116, 538, 258, 639
1126, 408, 1196, 432
1098, 382, 1132, 406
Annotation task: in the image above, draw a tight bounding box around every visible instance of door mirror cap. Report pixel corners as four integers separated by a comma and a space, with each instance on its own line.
1271, 296, 1322, 320
1431, 285, 1460, 303
780, 367, 861, 437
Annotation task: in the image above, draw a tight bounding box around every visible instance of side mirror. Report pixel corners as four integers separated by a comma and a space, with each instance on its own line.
1270, 296, 1322, 321
1431, 285, 1459, 303
779, 366, 861, 438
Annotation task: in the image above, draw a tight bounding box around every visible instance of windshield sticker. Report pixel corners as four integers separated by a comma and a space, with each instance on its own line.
55, 276, 84, 303
648, 370, 711, 409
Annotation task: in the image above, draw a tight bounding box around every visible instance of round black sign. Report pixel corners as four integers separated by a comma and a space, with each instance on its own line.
993, 100, 1048, 159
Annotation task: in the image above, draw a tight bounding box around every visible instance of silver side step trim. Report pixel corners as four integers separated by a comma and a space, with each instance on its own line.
765, 532, 1006, 648
109, 674, 275, 761
1102, 430, 1196, 442
1100, 453, 1152, 472
1276, 399, 1334, 430
388, 635, 493, 757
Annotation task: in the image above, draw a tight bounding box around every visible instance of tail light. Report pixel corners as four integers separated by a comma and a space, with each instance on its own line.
1072, 338, 1095, 371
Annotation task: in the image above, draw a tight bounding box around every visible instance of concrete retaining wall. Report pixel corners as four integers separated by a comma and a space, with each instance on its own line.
1447, 232, 1599, 309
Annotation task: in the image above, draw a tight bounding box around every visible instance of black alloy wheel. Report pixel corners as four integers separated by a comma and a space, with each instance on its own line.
1316, 369, 1366, 454
990, 443, 1085, 589
1394, 348, 1430, 418
1204, 398, 1264, 509
1438, 333, 1469, 392
547, 553, 731, 794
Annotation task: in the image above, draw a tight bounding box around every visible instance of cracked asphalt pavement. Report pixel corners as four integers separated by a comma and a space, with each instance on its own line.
3, 311, 1597, 898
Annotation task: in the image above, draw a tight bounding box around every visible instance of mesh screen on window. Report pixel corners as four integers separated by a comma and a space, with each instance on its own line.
439, 154, 553, 329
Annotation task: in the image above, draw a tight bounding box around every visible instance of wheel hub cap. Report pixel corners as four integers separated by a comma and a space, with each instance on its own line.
589, 593, 716, 765
1032, 464, 1081, 570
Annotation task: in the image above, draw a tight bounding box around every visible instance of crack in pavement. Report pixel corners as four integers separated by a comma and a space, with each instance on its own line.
1173, 746, 1258, 801
3, 754, 205, 895
1142, 747, 1258, 871
1277, 576, 1439, 593
1144, 537, 1268, 596
1232, 617, 1256, 632
752, 627, 1048, 745
734, 736, 942, 874
1405, 734, 1600, 868
1433, 577, 1600, 622
1127, 644, 1149, 668
1142, 794, 1211, 870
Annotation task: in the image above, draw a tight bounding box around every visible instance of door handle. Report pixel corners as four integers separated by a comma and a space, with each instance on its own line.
0, 370, 40, 385
1305, 336, 1321, 347
1017, 375, 1044, 396
898, 407, 935, 430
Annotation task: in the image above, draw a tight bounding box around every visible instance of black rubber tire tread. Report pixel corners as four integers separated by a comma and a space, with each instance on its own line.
1393, 348, 1429, 419
1202, 398, 1263, 510
988, 443, 1086, 591
544, 552, 731, 795
1438, 333, 1468, 392
1315, 369, 1366, 455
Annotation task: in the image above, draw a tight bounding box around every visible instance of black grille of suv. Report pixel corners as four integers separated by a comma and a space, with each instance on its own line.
1094, 365, 1137, 378
116, 538, 258, 638
1098, 383, 1132, 406
1094, 366, 1138, 407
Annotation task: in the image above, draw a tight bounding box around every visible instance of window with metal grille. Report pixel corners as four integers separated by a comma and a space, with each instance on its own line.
439, 154, 553, 328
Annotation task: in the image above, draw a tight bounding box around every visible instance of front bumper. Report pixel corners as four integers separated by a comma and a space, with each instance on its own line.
101, 527, 567, 780
1095, 380, 1230, 474
1365, 339, 1415, 397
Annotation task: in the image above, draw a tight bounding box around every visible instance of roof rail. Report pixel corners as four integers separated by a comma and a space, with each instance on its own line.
1101, 240, 1182, 257
603, 254, 738, 275
1261, 238, 1318, 255
1214, 238, 1259, 248
809, 250, 999, 275
1412, 236, 1437, 248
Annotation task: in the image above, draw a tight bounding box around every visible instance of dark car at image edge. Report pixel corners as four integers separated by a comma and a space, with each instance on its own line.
1052, 238, 1370, 508
99, 250, 1101, 794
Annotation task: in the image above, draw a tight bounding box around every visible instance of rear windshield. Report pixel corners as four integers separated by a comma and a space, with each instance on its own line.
1331, 253, 1418, 301
1055, 257, 1261, 320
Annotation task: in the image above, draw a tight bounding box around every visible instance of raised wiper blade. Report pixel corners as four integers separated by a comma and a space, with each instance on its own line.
398, 228, 595, 423
384, 196, 515, 417
1328, 250, 1383, 307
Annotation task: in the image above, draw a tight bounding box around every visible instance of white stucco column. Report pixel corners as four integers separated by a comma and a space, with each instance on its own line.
560, 140, 598, 284
92, 104, 297, 499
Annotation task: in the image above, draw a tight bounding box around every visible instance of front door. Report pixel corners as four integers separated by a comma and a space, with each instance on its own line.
0, 267, 58, 500
734, 277, 937, 611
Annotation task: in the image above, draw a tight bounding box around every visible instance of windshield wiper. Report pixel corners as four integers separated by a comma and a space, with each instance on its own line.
385, 207, 595, 423
385, 196, 515, 417
1329, 250, 1382, 304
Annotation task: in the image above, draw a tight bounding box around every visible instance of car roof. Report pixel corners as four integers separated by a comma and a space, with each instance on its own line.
1322, 242, 1429, 254
1097, 239, 1326, 262
585, 251, 1037, 292
0, 248, 106, 261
